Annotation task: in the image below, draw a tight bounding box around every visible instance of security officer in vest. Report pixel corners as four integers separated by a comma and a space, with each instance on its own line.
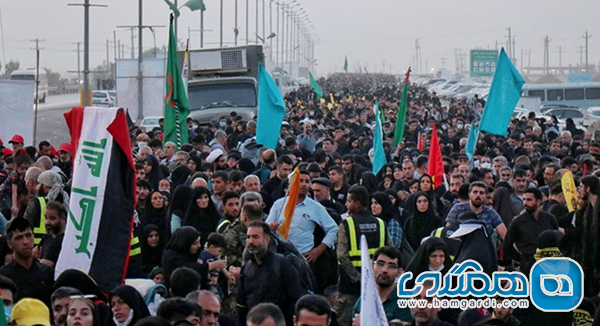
23, 170, 68, 246
335, 185, 391, 326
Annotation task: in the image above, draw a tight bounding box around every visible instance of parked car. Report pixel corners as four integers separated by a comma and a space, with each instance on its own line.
140, 116, 162, 132
92, 91, 115, 107
587, 106, 600, 118
544, 107, 600, 127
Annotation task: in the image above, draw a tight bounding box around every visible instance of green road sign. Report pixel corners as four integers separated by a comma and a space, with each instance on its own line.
470, 50, 498, 77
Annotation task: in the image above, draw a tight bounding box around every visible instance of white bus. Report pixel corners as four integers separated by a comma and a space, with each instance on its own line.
521, 82, 600, 109
10, 69, 48, 103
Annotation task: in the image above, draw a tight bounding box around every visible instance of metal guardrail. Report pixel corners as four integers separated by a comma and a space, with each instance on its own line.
48, 85, 80, 95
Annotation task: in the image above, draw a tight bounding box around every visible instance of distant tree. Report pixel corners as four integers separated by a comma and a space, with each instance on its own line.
44, 68, 62, 87
142, 48, 158, 58
2, 60, 20, 79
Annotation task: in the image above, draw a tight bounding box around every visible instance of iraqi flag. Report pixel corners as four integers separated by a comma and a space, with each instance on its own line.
55, 107, 136, 292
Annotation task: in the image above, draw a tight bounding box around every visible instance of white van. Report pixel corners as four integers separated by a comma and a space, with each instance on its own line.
10, 69, 49, 103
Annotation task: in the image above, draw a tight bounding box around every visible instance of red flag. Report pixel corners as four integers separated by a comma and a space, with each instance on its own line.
427, 123, 444, 189
417, 132, 423, 151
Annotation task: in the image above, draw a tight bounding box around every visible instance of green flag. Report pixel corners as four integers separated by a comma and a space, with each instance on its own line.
393, 68, 411, 146
344, 56, 348, 73
164, 14, 190, 149
309, 72, 323, 99
181, 0, 206, 11
164, 0, 181, 17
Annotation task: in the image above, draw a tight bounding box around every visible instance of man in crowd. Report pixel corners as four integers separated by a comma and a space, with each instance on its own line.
446, 182, 507, 240
329, 165, 349, 205
36, 201, 68, 267
352, 246, 412, 325
504, 188, 559, 274
237, 221, 303, 325
217, 191, 240, 233
0, 218, 54, 306
336, 186, 391, 325
267, 171, 338, 293
263, 156, 294, 201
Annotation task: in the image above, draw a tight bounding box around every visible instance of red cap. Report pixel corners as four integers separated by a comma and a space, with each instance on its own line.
0, 138, 3, 145
59, 143, 72, 153
9, 134, 24, 144
2, 148, 13, 158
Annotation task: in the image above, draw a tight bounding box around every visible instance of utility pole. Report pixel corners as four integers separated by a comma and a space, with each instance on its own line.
72, 42, 82, 84
520, 48, 524, 73
246, 0, 249, 45
583, 30, 592, 72
116, 1, 160, 121
577, 45, 584, 70
543, 35, 551, 75
511, 35, 516, 62
527, 49, 531, 74
113, 31, 117, 80
106, 39, 110, 74
68, 0, 107, 107
234, 0, 238, 46
556, 46, 564, 75
454, 48, 459, 73
130, 27, 135, 58
30, 38, 44, 146
415, 39, 421, 74
220, 0, 223, 47
506, 27, 512, 61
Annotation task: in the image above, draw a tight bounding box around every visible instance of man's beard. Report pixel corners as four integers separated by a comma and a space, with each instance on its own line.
525, 206, 538, 214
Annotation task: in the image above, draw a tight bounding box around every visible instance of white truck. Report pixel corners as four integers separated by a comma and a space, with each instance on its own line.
184, 45, 265, 125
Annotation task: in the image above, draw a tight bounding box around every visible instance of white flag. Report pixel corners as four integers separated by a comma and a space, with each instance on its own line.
360, 235, 389, 326
182, 42, 189, 96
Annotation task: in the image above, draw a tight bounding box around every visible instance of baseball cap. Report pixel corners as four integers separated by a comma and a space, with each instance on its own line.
2, 148, 13, 158
59, 142, 72, 153
10, 298, 51, 326
9, 134, 24, 144
458, 308, 503, 326
0, 138, 3, 148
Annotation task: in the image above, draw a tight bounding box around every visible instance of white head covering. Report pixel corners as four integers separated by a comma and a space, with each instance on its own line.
206, 148, 225, 164
38, 170, 70, 206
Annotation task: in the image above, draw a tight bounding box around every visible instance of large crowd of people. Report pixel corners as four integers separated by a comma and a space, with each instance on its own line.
0, 72, 599, 326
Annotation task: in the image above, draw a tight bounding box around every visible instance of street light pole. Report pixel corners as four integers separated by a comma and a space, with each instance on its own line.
68, 0, 107, 106
220, 0, 223, 47
235, 0, 238, 46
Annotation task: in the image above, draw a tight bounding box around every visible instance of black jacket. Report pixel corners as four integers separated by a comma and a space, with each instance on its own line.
237, 250, 304, 325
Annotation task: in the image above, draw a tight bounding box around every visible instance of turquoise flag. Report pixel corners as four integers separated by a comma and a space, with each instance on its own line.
479, 48, 525, 136
256, 62, 286, 149
372, 101, 386, 175
466, 123, 479, 159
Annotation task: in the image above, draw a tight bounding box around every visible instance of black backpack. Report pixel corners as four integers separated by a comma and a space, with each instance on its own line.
271, 234, 317, 294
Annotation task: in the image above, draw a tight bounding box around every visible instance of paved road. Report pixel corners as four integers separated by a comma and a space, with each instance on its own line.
35, 94, 80, 146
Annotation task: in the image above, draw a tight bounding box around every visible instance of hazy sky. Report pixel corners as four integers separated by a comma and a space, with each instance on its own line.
1, 0, 599, 78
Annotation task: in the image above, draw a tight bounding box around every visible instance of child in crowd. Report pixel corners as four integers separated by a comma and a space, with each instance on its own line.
198, 232, 235, 285
0, 153, 32, 219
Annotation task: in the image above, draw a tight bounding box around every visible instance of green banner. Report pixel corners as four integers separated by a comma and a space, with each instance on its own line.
470, 49, 498, 77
